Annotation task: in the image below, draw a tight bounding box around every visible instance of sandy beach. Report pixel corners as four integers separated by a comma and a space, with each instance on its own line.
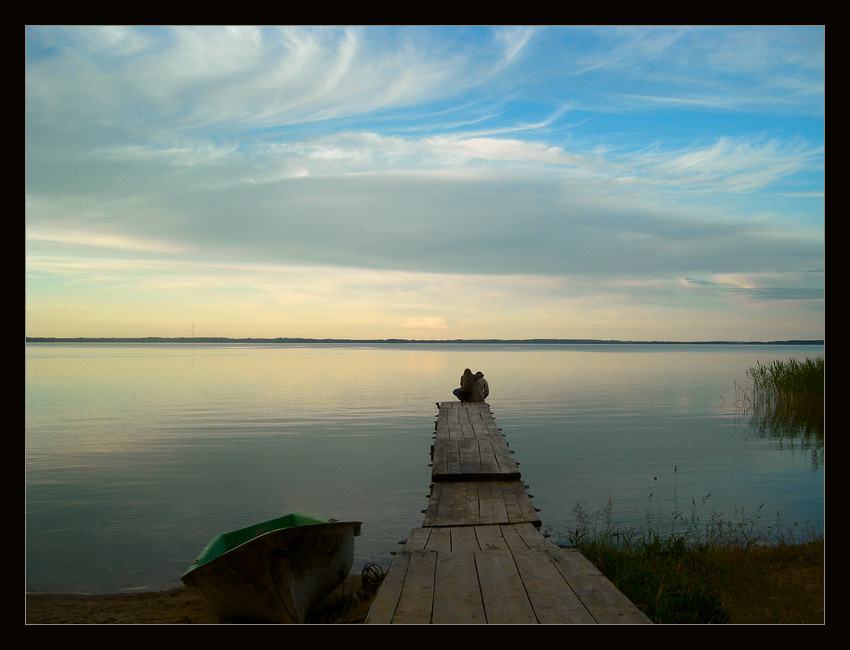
26, 576, 376, 625
26, 588, 221, 624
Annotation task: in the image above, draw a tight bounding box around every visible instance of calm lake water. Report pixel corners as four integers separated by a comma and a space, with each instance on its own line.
25, 342, 824, 594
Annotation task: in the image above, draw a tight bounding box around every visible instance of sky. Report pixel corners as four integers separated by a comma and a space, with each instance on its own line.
25, 25, 825, 341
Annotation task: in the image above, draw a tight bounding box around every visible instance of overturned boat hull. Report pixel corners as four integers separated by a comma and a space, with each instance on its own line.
181, 513, 361, 623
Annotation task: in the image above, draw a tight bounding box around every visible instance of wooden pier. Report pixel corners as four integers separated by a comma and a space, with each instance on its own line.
365, 401, 651, 624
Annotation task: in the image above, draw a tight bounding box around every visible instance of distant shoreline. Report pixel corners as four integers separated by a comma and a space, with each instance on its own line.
25, 337, 824, 346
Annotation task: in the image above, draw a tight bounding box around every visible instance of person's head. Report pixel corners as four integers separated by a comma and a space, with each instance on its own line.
463, 368, 472, 374
475, 371, 484, 379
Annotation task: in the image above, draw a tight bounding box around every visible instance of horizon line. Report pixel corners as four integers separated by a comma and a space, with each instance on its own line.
25, 336, 825, 345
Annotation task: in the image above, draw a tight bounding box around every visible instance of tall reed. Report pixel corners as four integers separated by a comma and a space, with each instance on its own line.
737, 355, 824, 438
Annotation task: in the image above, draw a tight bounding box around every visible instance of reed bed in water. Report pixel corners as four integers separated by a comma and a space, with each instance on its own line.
736, 355, 824, 438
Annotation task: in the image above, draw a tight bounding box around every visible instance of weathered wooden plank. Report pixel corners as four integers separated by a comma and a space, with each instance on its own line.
458, 412, 469, 438
475, 549, 538, 623
452, 482, 472, 524
479, 483, 510, 524
425, 527, 453, 553
499, 483, 532, 524
450, 404, 465, 438
431, 482, 455, 525
472, 408, 491, 437
499, 521, 537, 552
512, 549, 597, 623
435, 406, 447, 435
502, 480, 524, 522
431, 437, 520, 482
402, 527, 433, 552
435, 402, 498, 440
511, 521, 550, 550
476, 440, 499, 475
546, 547, 652, 624
490, 438, 517, 473
459, 439, 483, 475
423, 483, 449, 526
460, 407, 475, 438
432, 551, 486, 624
422, 483, 454, 526
483, 415, 501, 437
449, 525, 480, 551
435, 409, 450, 439
364, 550, 411, 624
389, 550, 437, 624
473, 525, 509, 551
501, 480, 534, 524
423, 482, 541, 527
470, 406, 501, 437
444, 440, 462, 476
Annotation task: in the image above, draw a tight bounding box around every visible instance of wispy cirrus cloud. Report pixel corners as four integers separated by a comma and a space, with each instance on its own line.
25, 25, 824, 340
26, 226, 190, 254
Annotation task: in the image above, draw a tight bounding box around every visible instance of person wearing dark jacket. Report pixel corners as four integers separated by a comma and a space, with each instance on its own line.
453, 368, 476, 401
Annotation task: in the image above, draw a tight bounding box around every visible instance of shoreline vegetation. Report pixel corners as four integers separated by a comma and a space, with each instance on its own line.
26, 336, 824, 345
555, 497, 824, 623
558, 516, 823, 624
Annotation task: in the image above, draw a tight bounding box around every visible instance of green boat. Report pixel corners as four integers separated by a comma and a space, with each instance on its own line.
180, 513, 361, 623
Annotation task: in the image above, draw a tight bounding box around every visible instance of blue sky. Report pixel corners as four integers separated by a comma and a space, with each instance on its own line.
25, 25, 824, 340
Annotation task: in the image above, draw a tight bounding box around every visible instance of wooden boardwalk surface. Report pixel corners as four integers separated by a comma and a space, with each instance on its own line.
365, 401, 651, 624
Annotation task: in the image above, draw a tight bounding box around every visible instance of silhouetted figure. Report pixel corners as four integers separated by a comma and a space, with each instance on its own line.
453, 369, 489, 402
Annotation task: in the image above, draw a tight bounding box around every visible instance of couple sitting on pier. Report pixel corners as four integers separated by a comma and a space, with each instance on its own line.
453, 368, 489, 402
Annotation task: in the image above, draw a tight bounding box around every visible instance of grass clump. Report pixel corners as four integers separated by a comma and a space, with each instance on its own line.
561, 499, 823, 624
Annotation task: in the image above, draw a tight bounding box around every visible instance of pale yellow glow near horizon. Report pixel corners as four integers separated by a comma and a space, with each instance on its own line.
25, 284, 819, 343
25, 248, 823, 342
